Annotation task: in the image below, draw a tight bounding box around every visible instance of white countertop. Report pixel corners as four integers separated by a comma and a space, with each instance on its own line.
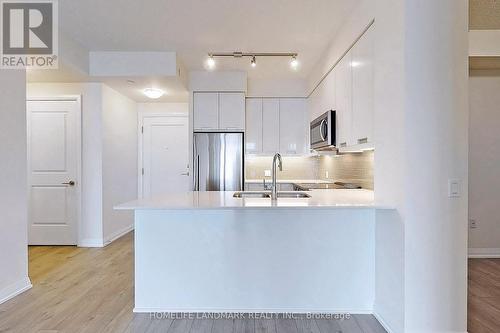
245, 179, 334, 184
116, 189, 393, 210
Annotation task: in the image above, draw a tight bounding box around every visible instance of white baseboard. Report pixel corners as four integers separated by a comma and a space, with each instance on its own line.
133, 307, 373, 314
104, 225, 134, 246
78, 238, 104, 248
0, 277, 32, 305
468, 248, 500, 258
373, 311, 395, 333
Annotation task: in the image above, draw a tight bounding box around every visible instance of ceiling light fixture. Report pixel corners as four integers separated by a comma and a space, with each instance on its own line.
143, 88, 165, 99
250, 56, 257, 68
206, 55, 216, 70
290, 55, 299, 69
206, 52, 298, 70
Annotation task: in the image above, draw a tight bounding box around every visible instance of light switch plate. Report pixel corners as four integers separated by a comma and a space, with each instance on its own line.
264, 169, 271, 177
448, 179, 461, 198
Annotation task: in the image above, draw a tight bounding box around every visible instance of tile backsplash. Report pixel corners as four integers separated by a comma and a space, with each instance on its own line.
245, 150, 374, 190
245, 156, 320, 180
318, 150, 374, 190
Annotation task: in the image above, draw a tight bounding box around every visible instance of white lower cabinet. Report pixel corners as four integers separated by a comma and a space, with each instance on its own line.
245, 183, 294, 191
246, 97, 308, 155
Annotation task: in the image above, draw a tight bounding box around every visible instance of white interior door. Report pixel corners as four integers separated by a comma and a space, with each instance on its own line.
27, 99, 80, 245
142, 116, 190, 198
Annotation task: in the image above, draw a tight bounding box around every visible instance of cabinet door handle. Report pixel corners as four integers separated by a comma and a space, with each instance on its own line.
358, 137, 368, 144
340, 142, 347, 147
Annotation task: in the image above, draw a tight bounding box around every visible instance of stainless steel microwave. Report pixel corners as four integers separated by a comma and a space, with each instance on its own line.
310, 110, 336, 150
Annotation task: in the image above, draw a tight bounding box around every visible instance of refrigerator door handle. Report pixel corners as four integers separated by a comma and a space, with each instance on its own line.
193, 135, 198, 191
196, 155, 200, 191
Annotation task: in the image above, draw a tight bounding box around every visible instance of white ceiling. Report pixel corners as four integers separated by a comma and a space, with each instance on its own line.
58, 0, 360, 80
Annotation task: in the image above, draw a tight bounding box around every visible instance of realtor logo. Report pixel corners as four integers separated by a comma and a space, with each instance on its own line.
1, 0, 58, 68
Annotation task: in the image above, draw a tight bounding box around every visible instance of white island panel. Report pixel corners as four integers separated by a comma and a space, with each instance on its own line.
134, 208, 375, 313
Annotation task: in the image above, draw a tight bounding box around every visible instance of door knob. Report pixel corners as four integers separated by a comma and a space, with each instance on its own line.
181, 172, 189, 176
62, 181, 75, 186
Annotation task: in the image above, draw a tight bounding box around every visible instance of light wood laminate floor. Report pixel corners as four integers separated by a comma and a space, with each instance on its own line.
0, 232, 389, 332
468, 258, 500, 333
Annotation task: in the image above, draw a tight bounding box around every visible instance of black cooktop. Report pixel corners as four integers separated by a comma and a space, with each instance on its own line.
294, 182, 362, 190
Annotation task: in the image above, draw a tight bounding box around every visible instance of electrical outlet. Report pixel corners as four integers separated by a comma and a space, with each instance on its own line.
448, 179, 461, 198
469, 219, 478, 229
264, 169, 271, 177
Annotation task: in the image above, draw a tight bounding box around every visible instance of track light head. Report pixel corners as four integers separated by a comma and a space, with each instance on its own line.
290, 55, 299, 69
206, 55, 215, 70
251, 56, 257, 68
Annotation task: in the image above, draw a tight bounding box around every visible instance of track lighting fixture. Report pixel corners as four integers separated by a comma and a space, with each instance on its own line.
205, 52, 298, 70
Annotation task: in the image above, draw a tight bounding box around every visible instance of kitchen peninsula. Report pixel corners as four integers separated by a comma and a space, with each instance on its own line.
117, 190, 393, 314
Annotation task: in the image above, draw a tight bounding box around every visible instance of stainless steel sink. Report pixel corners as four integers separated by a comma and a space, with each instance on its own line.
233, 191, 271, 198
233, 191, 310, 199
275, 192, 311, 198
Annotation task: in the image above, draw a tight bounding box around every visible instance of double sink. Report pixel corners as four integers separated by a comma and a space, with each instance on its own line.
233, 191, 311, 199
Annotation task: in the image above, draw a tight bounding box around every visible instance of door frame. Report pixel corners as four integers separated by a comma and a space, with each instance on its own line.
26, 96, 82, 245
137, 111, 189, 199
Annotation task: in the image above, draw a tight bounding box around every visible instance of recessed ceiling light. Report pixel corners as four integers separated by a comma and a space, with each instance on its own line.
250, 56, 257, 68
143, 88, 165, 99
206, 55, 215, 70
290, 55, 299, 70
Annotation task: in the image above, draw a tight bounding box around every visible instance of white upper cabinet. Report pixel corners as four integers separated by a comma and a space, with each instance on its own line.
351, 27, 374, 145
309, 67, 336, 121
245, 98, 263, 153
279, 98, 308, 154
308, 26, 375, 151
219, 92, 245, 130
262, 99, 280, 154
193, 92, 219, 130
193, 92, 245, 131
335, 52, 353, 148
245, 97, 308, 155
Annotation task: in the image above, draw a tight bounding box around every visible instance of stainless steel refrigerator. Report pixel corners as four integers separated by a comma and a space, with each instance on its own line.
193, 132, 244, 191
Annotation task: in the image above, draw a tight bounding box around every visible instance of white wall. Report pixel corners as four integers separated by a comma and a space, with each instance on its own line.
403, 1, 468, 331
102, 85, 138, 244
0, 70, 31, 304
247, 78, 307, 98
137, 102, 188, 115
27, 82, 138, 247
27, 83, 104, 246
308, 0, 469, 332
469, 72, 500, 256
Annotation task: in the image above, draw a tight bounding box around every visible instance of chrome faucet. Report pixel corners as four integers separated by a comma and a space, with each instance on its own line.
271, 153, 283, 200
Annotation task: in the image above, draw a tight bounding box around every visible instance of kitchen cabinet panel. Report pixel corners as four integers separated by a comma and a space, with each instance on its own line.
335, 52, 353, 148
219, 92, 245, 130
262, 99, 280, 154
279, 98, 308, 154
309, 67, 336, 121
193, 92, 218, 130
352, 27, 374, 145
245, 98, 263, 153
